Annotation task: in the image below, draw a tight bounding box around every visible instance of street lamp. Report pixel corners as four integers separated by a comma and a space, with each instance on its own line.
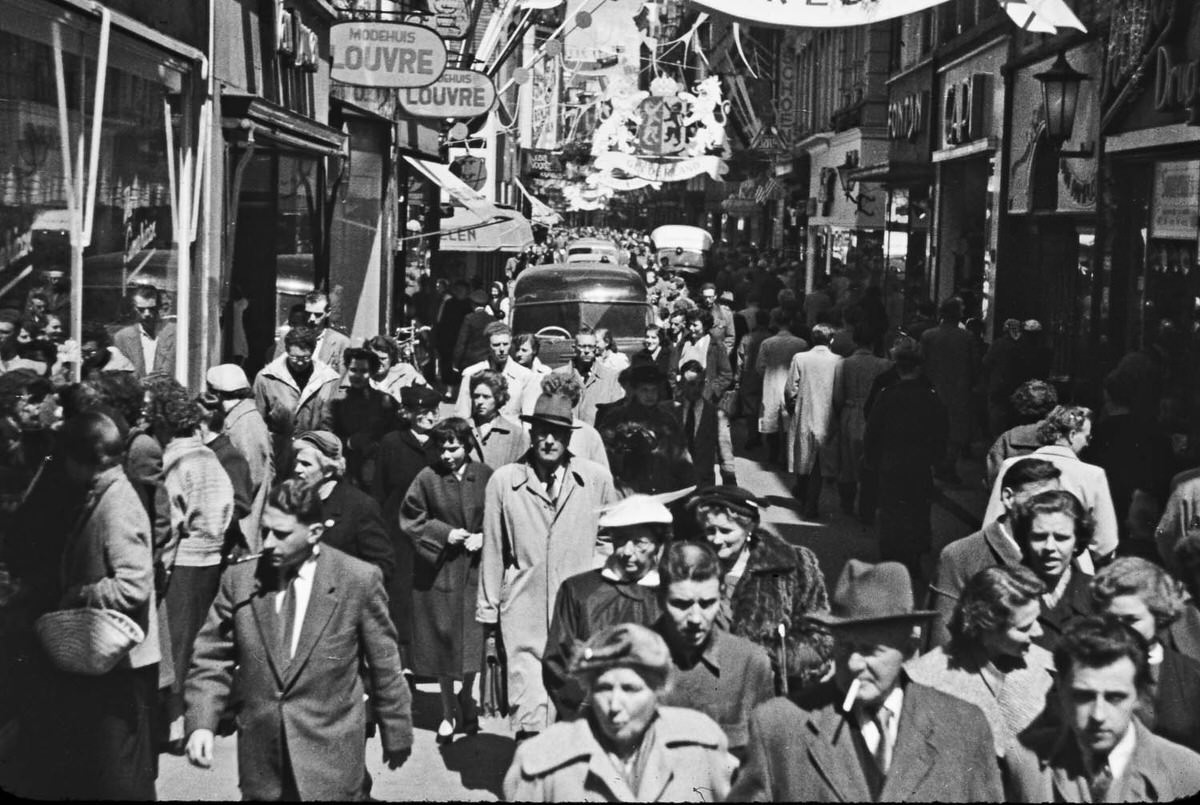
1035, 51, 1093, 157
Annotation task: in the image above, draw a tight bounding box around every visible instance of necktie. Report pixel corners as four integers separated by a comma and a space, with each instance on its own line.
685, 403, 697, 452
279, 576, 298, 662
1090, 760, 1112, 803
545, 472, 557, 503
873, 706, 893, 775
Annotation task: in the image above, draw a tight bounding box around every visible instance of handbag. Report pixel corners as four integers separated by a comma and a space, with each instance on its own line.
35, 607, 145, 675
479, 630, 509, 718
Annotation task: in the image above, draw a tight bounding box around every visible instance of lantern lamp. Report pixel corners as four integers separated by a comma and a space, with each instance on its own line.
1035, 51, 1093, 157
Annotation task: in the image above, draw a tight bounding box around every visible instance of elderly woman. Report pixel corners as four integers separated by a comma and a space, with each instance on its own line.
505, 624, 732, 802
512, 333, 552, 376
986, 405, 1118, 567
544, 495, 670, 720
467, 369, 529, 469
906, 565, 1057, 757
1012, 489, 1095, 651
399, 417, 492, 745
689, 485, 833, 689
1091, 556, 1200, 752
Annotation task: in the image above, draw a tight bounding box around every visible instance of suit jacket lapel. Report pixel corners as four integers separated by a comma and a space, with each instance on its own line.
283, 552, 340, 689
805, 707, 871, 803
250, 588, 287, 686
881, 688, 937, 802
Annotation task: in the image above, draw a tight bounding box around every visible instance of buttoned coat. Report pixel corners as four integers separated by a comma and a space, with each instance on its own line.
184, 547, 412, 801
455, 356, 539, 420
112, 320, 177, 379
1003, 721, 1200, 803
786, 345, 842, 475
729, 680, 1004, 803
756, 332, 808, 435
252, 355, 340, 473
223, 399, 273, 552
1035, 564, 1093, 653
985, 445, 1120, 559
319, 481, 395, 589
504, 706, 732, 802
928, 520, 1023, 648
399, 461, 493, 678
477, 455, 617, 732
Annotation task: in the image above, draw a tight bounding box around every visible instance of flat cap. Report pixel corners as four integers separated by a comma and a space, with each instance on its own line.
568, 623, 671, 680
294, 430, 343, 460
206, 364, 251, 393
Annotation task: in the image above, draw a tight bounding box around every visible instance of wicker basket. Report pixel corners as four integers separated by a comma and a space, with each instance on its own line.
34, 608, 145, 676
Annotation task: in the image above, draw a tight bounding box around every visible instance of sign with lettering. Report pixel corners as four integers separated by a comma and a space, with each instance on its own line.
1153, 46, 1200, 119
399, 69, 496, 118
943, 75, 988, 147
330, 22, 447, 89
408, 0, 472, 41
1152, 160, 1200, 240
688, 0, 950, 28
275, 0, 319, 71
888, 91, 927, 142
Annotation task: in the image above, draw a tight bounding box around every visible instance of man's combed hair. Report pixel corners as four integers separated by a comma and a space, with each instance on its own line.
284, 325, 319, 352
1001, 457, 1062, 491
267, 478, 324, 524
1054, 614, 1152, 693
541, 372, 582, 407
658, 540, 722, 594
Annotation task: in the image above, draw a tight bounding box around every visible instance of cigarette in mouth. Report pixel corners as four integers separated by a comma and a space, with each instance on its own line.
842, 678, 861, 713
234, 553, 263, 564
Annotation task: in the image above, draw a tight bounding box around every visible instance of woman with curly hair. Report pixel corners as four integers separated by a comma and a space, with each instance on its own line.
906, 565, 1056, 757
144, 379, 235, 751
688, 485, 833, 691
1091, 556, 1200, 752
985, 405, 1119, 567
467, 369, 528, 469
985, 379, 1059, 487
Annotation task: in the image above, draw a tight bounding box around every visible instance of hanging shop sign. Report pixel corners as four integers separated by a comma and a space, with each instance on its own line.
689, 0, 1084, 30
330, 22, 447, 88
275, 0, 320, 71
399, 69, 496, 118
409, 0, 472, 41
525, 150, 566, 179
1151, 161, 1200, 240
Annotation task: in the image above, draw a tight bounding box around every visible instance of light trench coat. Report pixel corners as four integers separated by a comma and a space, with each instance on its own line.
477, 456, 617, 732
786, 345, 842, 475
755, 332, 808, 435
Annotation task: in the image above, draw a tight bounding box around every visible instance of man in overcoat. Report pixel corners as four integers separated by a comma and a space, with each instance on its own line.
477, 393, 617, 740
786, 323, 842, 518
730, 560, 1004, 803
184, 479, 412, 800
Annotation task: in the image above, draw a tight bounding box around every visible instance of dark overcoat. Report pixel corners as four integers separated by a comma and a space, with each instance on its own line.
320, 480, 396, 589
729, 680, 1004, 802
397, 461, 492, 678
184, 547, 412, 801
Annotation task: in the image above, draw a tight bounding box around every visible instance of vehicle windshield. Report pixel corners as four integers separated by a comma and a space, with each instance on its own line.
512, 302, 652, 337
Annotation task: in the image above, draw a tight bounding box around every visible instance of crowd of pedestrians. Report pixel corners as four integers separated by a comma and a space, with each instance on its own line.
0, 229, 1199, 802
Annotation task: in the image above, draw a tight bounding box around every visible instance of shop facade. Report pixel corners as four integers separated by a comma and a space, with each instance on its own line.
930, 36, 1008, 329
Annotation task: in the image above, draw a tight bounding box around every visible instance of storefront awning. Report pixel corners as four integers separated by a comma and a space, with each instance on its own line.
848, 161, 934, 186
404, 155, 534, 253
221, 94, 347, 157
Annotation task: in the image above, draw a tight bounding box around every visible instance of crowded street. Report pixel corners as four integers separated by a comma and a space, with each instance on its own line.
4, 0, 1200, 802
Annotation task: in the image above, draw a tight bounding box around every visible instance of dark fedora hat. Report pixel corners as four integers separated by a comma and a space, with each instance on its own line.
621, 362, 669, 387
806, 560, 937, 628
520, 393, 579, 430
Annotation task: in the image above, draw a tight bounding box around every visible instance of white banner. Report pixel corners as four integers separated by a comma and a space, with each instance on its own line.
594, 152, 728, 182
689, 0, 1085, 30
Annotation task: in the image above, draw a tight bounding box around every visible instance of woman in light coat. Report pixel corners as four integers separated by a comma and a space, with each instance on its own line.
504, 624, 732, 802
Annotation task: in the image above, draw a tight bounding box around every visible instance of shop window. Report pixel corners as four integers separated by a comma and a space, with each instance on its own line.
0, 10, 189, 376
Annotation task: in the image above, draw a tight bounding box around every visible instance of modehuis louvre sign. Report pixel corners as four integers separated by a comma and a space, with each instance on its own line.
399, 69, 497, 119
330, 22, 447, 89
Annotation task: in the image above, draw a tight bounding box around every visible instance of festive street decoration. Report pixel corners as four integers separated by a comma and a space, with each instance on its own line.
686, 0, 1085, 32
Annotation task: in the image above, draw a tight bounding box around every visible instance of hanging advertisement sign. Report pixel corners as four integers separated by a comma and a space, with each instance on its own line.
399, 69, 497, 118
409, 0, 472, 41
688, 0, 1084, 30
330, 22, 447, 88
1152, 161, 1200, 240
594, 152, 729, 182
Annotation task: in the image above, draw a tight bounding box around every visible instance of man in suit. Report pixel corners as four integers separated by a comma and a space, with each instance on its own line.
112, 283, 177, 378
928, 457, 1062, 647
730, 560, 1004, 802
452, 290, 496, 374
291, 430, 395, 588
677, 359, 720, 487
920, 299, 974, 484
1003, 616, 1200, 802
272, 292, 351, 375
184, 479, 412, 800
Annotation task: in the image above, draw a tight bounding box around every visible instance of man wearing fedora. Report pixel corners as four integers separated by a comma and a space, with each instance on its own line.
730, 560, 1003, 803
478, 392, 617, 740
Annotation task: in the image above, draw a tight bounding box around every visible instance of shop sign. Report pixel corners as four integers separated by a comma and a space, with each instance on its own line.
451, 156, 487, 191
399, 69, 496, 118
1102, 0, 1184, 126
275, 0, 320, 71
330, 22, 447, 89
943, 75, 987, 147
888, 91, 927, 142
688, 0, 949, 29
1153, 47, 1200, 119
1151, 160, 1200, 240
408, 0, 472, 41
525, 149, 565, 179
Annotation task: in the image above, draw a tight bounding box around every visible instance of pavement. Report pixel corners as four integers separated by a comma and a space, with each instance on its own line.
157, 427, 991, 801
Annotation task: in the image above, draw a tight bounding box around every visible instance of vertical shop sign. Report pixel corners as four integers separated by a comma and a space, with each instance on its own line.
529, 56, 560, 149
1152, 161, 1200, 240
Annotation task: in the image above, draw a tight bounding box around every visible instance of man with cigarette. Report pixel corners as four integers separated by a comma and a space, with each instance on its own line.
730, 560, 1003, 802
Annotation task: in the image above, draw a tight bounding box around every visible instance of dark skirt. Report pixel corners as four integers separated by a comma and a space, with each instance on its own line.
164, 564, 223, 720
409, 551, 484, 678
